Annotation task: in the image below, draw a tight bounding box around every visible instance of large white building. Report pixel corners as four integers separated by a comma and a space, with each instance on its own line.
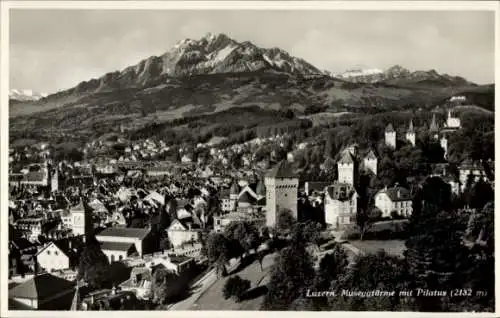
96, 227, 151, 262
374, 186, 413, 218
324, 183, 358, 228
35, 241, 72, 273
264, 161, 299, 227
444, 110, 461, 129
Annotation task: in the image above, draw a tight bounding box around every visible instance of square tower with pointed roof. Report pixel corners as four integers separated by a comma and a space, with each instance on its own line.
338, 150, 357, 185
406, 120, 416, 146
385, 123, 396, 149
264, 161, 299, 227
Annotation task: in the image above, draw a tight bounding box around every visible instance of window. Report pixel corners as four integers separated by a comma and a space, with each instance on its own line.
47, 251, 51, 255
54, 251, 58, 256
119, 255, 123, 261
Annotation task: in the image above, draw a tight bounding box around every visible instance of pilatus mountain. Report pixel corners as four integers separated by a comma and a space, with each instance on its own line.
9, 33, 494, 143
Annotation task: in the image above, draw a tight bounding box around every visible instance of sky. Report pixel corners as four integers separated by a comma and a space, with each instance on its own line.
9, 9, 495, 94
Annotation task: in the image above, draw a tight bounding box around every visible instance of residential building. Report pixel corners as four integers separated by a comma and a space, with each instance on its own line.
444, 110, 461, 129
214, 211, 265, 233
324, 183, 358, 228
374, 186, 413, 218
35, 241, 76, 273
304, 182, 330, 196
9, 273, 76, 310
264, 161, 299, 227
459, 159, 488, 192
96, 227, 151, 261
166, 219, 201, 248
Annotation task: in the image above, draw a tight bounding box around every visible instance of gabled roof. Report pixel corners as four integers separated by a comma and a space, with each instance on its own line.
9, 273, 75, 300
238, 191, 256, 204
265, 160, 297, 179
378, 186, 412, 202
96, 227, 150, 240
35, 241, 70, 258
338, 151, 355, 164
364, 149, 377, 160
326, 183, 357, 201
385, 123, 395, 133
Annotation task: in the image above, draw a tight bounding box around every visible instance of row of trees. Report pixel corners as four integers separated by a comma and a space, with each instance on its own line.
260, 177, 494, 311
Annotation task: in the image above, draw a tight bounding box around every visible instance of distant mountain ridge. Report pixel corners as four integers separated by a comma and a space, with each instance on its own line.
335, 65, 475, 86
9, 89, 48, 101
51, 32, 324, 97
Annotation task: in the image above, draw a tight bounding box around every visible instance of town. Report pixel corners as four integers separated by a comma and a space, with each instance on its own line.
7, 94, 495, 311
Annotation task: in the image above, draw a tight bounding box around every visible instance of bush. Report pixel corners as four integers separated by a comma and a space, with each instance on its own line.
223, 275, 251, 302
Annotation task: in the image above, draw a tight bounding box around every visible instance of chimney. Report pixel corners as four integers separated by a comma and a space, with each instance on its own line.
397, 190, 401, 199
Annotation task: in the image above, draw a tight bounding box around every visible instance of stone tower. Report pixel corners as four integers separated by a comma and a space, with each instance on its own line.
264, 161, 299, 227
363, 149, 378, 176
385, 123, 397, 149
71, 200, 93, 242
406, 119, 416, 146
338, 151, 356, 185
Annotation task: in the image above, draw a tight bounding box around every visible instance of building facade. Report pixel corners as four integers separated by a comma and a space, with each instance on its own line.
264, 161, 298, 227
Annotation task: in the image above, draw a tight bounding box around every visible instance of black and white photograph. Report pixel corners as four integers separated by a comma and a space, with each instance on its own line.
1, 1, 497, 315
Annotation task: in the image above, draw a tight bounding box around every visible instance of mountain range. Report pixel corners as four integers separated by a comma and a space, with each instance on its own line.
9, 89, 48, 102
335, 65, 474, 86
9, 33, 493, 143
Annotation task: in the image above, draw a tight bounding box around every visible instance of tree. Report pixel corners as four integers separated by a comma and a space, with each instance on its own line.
301, 221, 323, 250
224, 221, 261, 257
262, 231, 315, 310
276, 208, 296, 233
330, 250, 410, 311
405, 178, 470, 311
77, 238, 111, 289
356, 207, 382, 241
308, 244, 349, 310
223, 275, 251, 302
206, 233, 231, 277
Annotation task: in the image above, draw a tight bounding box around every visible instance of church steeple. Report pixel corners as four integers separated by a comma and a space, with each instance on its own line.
408, 119, 414, 133
429, 114, 439, 139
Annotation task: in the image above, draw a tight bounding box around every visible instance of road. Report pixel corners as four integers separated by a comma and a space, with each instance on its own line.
189, 252, 277, 310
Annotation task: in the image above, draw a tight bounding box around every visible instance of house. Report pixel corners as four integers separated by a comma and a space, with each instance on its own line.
324, 183, 358, 229
459, 159, 488, 192
120, 256, 195, 301
166, 219, 201, 248
35, 241, 77, 273
304, 182, 330, 197
374, 186, 413, 218
96, 227, 151, 261
9, 273, 76, 310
